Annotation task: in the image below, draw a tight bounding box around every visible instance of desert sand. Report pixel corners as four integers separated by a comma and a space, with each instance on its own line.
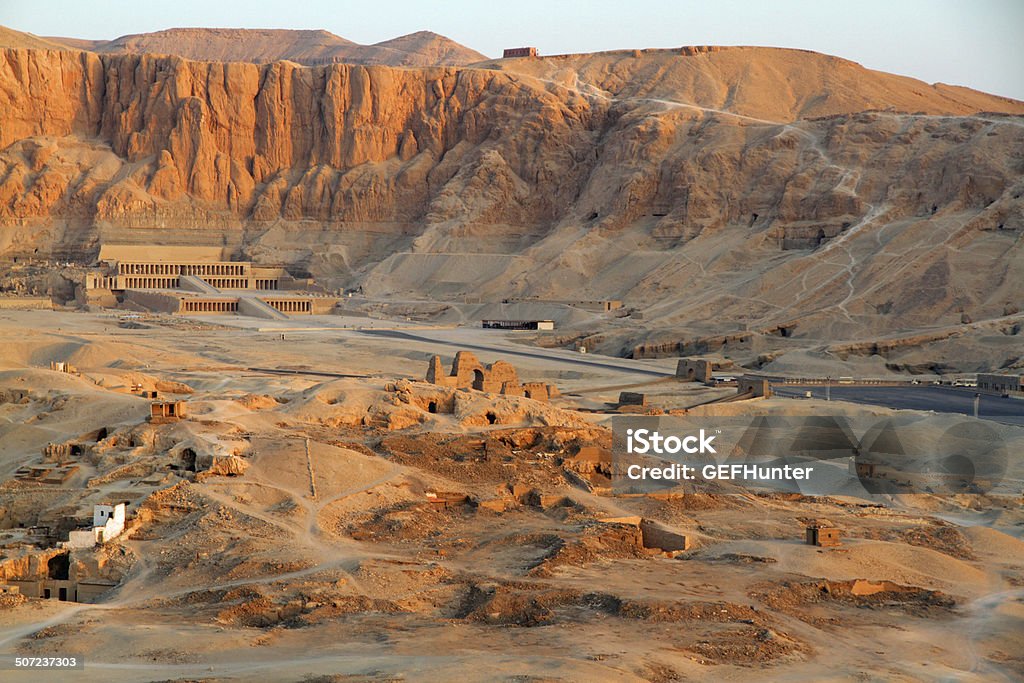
0, 308, 1021, 681
0, 21, 1022, 682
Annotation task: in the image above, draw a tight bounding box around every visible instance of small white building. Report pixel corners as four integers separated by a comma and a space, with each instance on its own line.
66, 503, 127, 548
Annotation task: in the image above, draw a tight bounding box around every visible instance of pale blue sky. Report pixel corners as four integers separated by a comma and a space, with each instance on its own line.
3, 0, 1022, 100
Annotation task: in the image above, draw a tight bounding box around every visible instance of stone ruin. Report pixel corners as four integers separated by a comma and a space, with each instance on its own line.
43, 442, 74, 461
737, 375, 772, 398
424, 491, 472, 509
426, 351, 559, 401
806, 523, 841, 547
675, 357, 737, 384
479, 483, 576, 513
0, 543, 123, 604
49, 361, 79, 375
598, 516, 691, 556
148, 400, 187, 424
617, 392, 647, 407
561, 446, 613, 492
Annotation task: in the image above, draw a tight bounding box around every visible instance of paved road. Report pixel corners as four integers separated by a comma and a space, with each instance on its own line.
246, 366, 367, 379
355, 330, 1023, 426
774, 385, 1024, 426
357, 330, 673, 378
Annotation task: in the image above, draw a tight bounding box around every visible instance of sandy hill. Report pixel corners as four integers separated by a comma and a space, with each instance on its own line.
81, 28, 356, 64
0, 25, 69, 50
491, 46, 1024, 121
38, 26, 487, 66
364, 30, 489, 67
37, 36, 104, 51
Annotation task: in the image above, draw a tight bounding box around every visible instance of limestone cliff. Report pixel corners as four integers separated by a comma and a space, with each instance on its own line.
0, 48, 592, 223
0, 46, 1022, 354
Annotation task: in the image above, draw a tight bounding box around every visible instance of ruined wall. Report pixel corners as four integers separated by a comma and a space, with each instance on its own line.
425, 352, 556, 400
639, 520, 690, 552
122, 290, 182, 313
676, 359, 713, 383
522, 382, 551, 402
737, 376, 772, 398
0, 548, 67, 581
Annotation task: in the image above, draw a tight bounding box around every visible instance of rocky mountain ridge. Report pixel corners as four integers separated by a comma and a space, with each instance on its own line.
38, 27, 488, 67
0, 44, 1021, 367
0, 24, 487, 66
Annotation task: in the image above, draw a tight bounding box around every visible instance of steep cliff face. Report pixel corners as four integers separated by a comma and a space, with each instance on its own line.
0, 48, 594, 226
0, 46, 1022, 352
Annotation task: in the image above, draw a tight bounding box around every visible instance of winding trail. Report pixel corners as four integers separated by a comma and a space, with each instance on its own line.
0, 436, 410, 664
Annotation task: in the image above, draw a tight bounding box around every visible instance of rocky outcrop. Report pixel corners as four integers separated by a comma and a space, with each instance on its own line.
0, 46, 1022, 349
0, 48, 591, 227
200, 455, 249, 478
3, 46, 1020, 234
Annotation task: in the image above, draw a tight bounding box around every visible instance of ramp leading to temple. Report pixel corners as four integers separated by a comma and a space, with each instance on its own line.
238, 297, 291, 320
179, 275, 222, 294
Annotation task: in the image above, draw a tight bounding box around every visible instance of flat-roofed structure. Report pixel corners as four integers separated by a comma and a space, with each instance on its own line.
977, 373, 1023, 396
503, 47, 538, 58
122, 290, 326, 317
261, 297, 314, 314
149, 401, 187, 423
806, 524, 841, 547
81, 244, 335, 318
180, 298, 240, 314
482, 319, 554, 330
86, 256, 291, 291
